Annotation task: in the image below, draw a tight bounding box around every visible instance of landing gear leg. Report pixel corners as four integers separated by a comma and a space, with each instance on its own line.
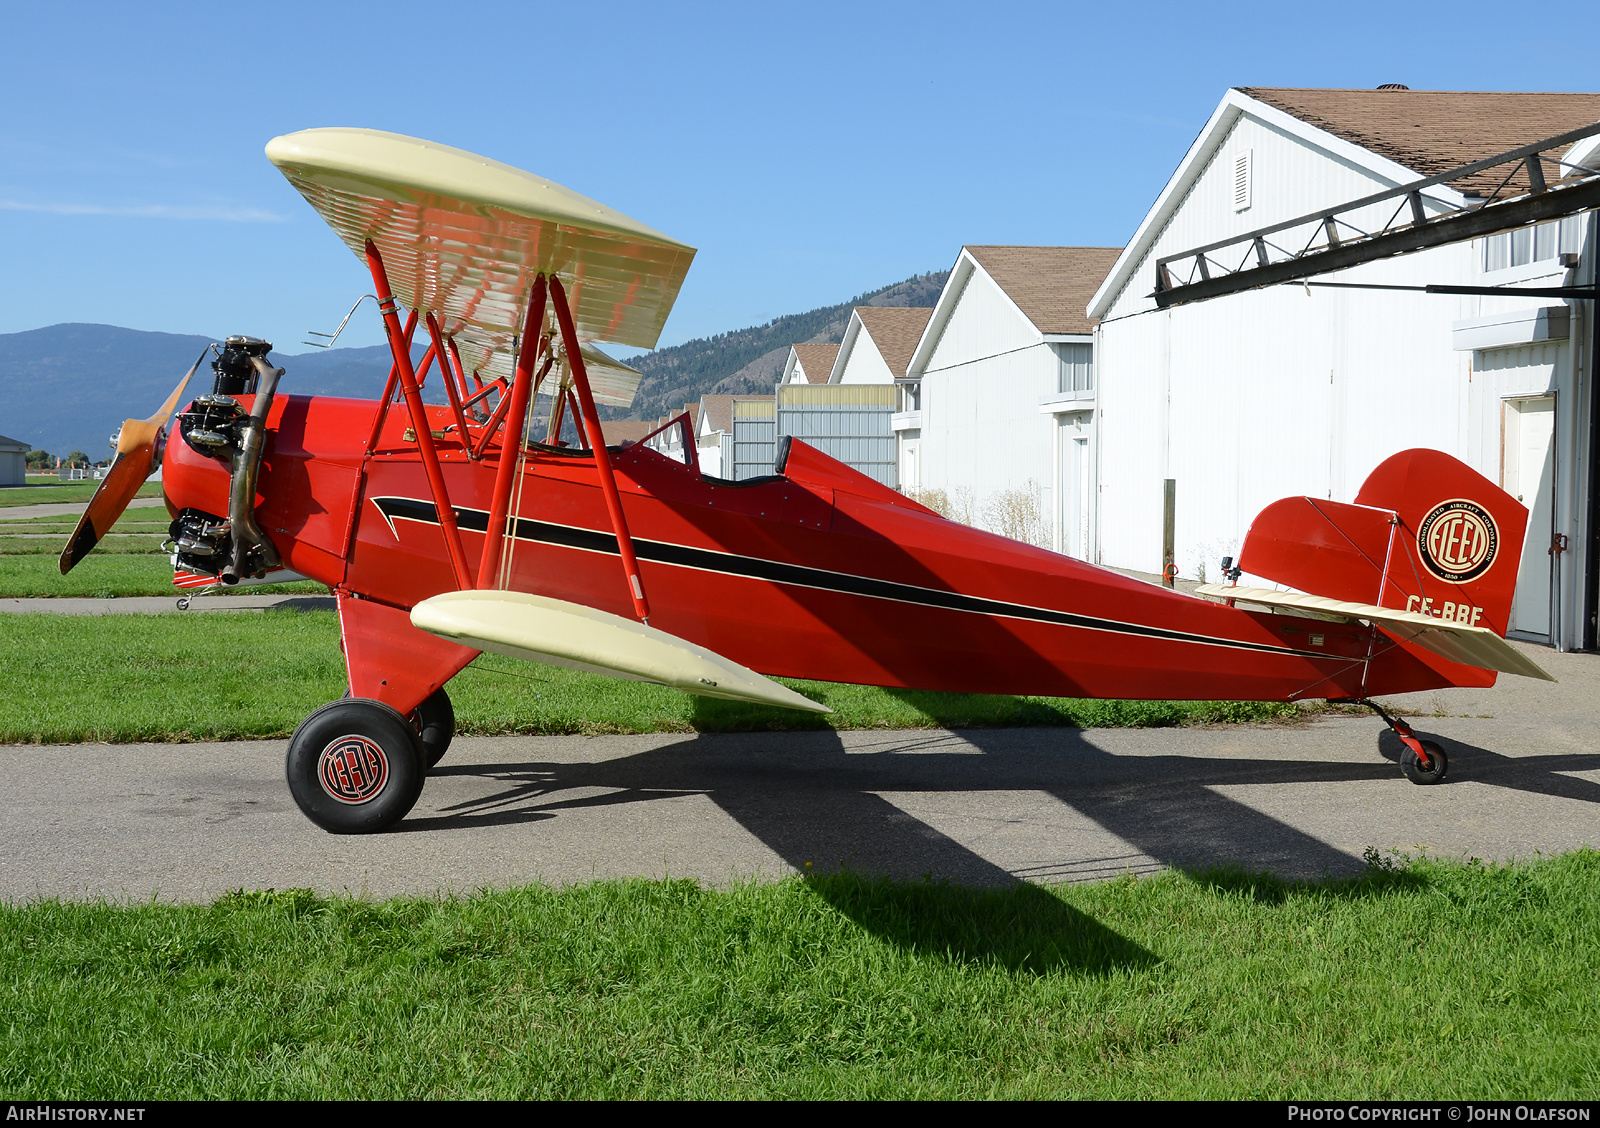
340, 686, 455, 768
1355, 699, 1448, 785
411, 687, 455, 770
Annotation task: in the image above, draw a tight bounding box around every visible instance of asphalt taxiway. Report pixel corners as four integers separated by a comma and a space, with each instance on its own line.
3, 640, 1595, 901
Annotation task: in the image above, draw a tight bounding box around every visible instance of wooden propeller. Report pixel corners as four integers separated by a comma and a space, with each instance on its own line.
59, 353, 206, 574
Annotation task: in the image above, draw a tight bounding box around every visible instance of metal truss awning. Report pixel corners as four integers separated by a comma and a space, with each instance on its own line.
1154, 121, 1600, 308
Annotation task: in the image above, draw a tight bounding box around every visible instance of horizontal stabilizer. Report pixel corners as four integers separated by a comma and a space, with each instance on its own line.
411, 590, 831, 713
1194, 585, 1555, 682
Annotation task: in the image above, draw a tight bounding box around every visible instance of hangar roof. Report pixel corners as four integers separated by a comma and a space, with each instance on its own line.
790, 342, 840, 384
1241, 87, 1600, 195
599, 420, 655, 445
698, 394, 735, 435
850, 307, 934, 378
965, 246, 1123, 336
907, 246, 1123, 377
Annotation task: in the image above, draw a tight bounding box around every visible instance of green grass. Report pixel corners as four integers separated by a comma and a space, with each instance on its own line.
0, 480, 163, 507
0, 500, 312, 597
0, 554, 327, 598
0, 496, 325, 597
0, 512, 170, 526
0, 610, 1301, 744
2, 852, 1596, 1098
0, 515, 170, 533
0, 526, 171, 538
0, 508, 170, 558
0, 536, 165, 555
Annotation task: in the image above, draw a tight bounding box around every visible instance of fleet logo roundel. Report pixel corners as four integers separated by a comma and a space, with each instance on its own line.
1416, 498, 1499, 585
318, 735, 389, 804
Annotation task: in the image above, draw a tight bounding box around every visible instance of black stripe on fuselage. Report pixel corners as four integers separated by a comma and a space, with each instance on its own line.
370, 495, 1350, 663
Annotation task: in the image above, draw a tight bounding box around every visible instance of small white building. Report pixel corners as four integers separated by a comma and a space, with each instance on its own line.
780, 343, 840, 386
638, 403, 698, 464
831, 307, 933, 491
905, 245, 1120, 556
0, 434, 28, 487
765, 313, 932, 488
695, 394, 736, 478
1087, 86, 1600, 646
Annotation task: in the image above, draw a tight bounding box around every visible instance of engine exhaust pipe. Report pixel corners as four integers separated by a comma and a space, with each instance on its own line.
220, 356, 284, 583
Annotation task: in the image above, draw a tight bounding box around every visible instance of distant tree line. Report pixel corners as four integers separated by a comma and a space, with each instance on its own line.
26, 449, 97, 470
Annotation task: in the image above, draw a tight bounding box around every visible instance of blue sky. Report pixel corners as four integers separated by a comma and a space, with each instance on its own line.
2, 0, 1597, 355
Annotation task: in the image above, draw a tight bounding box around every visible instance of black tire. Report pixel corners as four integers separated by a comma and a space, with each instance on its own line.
412, 687, 455, 769
1400, 738, 1449, 785
340, 686, 453, 769
286, 698, 426, 833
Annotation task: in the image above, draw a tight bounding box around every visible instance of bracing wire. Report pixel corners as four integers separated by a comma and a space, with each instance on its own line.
497, 334, 547, 589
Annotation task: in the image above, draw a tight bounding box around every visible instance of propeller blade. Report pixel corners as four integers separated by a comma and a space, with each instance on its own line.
58, 348, 207, 575
59, 438, 155, 573
148, 353, 201, 430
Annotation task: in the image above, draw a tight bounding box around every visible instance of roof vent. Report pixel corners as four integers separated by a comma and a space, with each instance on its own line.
1376, 83, 1410, 91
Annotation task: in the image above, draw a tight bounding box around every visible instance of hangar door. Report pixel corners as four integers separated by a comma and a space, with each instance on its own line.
1501, 395, 1556, 640
1056, 412, 1092, 560
1473, 340, 1560, 642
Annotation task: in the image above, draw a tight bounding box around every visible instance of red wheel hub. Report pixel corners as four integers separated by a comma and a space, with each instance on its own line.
317, 735, 389, 804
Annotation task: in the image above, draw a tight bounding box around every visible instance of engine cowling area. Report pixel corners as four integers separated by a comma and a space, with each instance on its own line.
163, 391, 374, 591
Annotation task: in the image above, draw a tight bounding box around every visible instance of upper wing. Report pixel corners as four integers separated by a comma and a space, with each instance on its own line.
1194, 584, 1555, 682
265, 128, 695, 403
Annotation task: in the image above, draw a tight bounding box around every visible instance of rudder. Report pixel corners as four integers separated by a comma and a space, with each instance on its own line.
1238, 449, 1527, 638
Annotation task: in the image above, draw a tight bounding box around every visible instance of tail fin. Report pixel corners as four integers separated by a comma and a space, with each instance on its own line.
1239, 449, 1528, 639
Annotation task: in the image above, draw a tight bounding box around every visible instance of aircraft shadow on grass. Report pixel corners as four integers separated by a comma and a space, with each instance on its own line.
412, 717, 1600, 971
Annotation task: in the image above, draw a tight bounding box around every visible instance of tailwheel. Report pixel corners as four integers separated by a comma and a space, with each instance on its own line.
1400, 738, 1449, 786
1349, 699, 1451, 786
411, 687, 455, 770
286, 698, 426, 833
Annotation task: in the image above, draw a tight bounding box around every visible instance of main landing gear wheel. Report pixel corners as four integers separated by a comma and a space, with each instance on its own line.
339, 687, 455, 769
411, 687, 454, 770
287, 698, 426, 833
1400, 739, 1449, 786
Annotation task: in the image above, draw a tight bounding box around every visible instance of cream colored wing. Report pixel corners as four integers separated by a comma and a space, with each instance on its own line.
411, 590, 831, 713
266, 127, 694, 404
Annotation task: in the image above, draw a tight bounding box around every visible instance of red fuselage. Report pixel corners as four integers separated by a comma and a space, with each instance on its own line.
163, 392, 1471, 704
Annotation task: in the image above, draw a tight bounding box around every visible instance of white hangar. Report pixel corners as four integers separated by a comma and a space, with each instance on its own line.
904, 245, 1119, 556
1088, 86, 1600, 647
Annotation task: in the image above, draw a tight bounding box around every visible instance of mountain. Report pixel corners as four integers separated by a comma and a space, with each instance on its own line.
0, 270, 949, 457
617, 271, 947, 421
0, 325, 424, 459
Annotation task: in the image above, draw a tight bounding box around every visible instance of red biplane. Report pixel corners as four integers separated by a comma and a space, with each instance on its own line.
61, 128, 1552, 833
